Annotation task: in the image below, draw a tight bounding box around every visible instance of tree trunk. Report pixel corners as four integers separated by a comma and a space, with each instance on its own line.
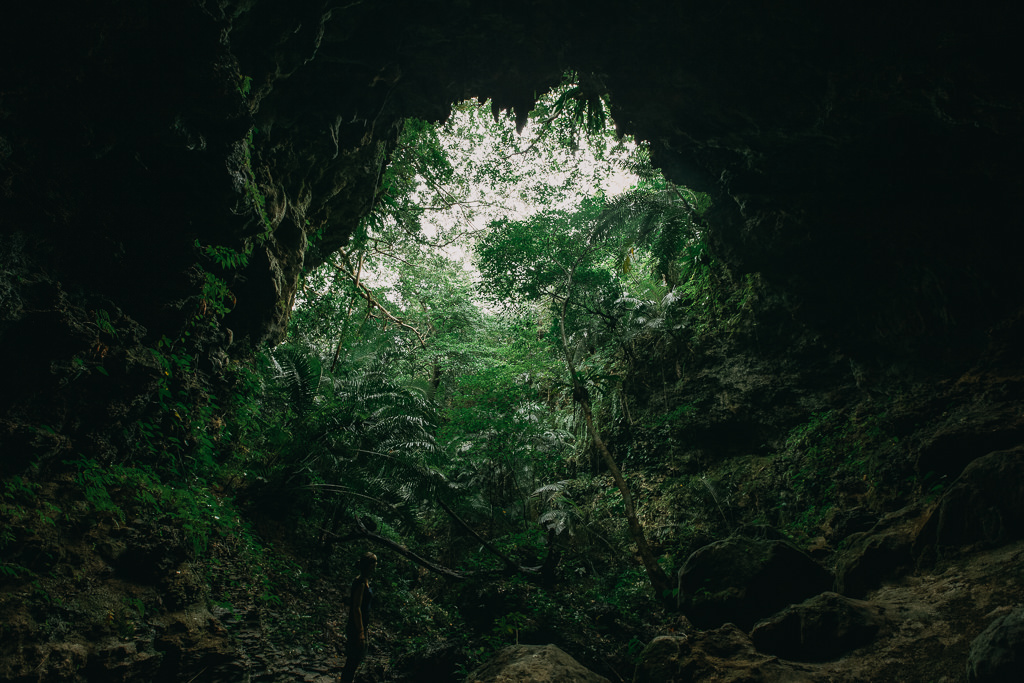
579, 388, 672, 600
556, 295, 672, 601
430, 361, 442, 392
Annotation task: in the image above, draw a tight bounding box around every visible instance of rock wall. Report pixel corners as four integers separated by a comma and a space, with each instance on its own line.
4, 1, 1022, 368
2, 2, 1023, 680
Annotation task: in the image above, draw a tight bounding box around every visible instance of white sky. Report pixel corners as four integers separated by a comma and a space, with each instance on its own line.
336, 93, 641, 310
417, 99, 639, 273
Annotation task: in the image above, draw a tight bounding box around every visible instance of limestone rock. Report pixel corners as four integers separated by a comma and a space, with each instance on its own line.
465, 644, 608, 683
637, 625, 813, 683
915, 404, 1024, 478
750, 591, 886, 661
677, 535, 832, 630
967, 607, 1024, 682
0, 641, 88, 682
391, 642, 467, 682
834, 503, 932, 597
916, 447, 1024, 564
151, 606, 243, 681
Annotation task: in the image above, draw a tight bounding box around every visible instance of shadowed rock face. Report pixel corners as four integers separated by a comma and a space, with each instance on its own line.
677, 536, 833, 631
916, 446, 1024, 561
1, 5, 1022, 680
2, 1, 1021, 374
750, 592, 886, 662
968, 607, 1024, 683
638, 626, 814, 683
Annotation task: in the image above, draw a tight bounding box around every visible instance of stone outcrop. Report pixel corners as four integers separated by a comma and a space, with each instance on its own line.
464, 644, 609, 683
835, 446, 1024, 598
915, 404, 1024, 479
0, 603, 239, 683
750, 592, 886, 662
916, 446, 1024, 564
834, 503, 934, 598
677, 535, 833, 631
637, 626, 813, 683
967, 607, 1024, 683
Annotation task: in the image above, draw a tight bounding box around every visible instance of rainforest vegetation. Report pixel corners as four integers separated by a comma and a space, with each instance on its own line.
231, 81, 734, 652
1, 79, 754, 667
4, 2, 1023, 680
2, 69, 1016, 682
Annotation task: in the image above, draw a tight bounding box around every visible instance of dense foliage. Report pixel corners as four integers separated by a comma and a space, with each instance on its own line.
1, 74, 931, 680
212, 78, 733, 660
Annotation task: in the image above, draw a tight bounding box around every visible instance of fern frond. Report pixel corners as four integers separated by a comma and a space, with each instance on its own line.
404, 377, 437, 401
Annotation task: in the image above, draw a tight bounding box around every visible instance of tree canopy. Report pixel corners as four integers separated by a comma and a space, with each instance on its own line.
259, 74, 742, 607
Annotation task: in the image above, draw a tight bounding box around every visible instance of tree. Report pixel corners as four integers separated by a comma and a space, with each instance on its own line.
280, 78, 665, 586
476, 196, 674, 600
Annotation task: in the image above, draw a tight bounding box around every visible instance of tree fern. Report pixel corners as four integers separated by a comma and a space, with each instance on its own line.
264, 345, 322, 419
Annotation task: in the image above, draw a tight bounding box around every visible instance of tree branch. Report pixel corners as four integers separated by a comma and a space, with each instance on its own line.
319, 516, 557, 584
436, 497, 523, 574
330, 518, 467, 580
333, 251, 428, 347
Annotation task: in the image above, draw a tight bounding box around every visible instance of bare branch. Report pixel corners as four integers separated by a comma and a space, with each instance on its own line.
332, 251, 428, 347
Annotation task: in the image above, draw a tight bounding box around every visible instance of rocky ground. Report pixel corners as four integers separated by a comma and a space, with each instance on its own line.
468, 541, 1024, 683
824, 540, 1024, 682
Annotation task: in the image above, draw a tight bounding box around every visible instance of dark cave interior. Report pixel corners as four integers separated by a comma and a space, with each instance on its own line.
3, 1, 1021, 362
2, 1, 1024, 681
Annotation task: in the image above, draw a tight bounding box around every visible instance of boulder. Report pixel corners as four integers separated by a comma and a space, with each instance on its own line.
834, 504, 932, 597
750, 591, 886, 661
391, 642, 468, 683
967, 607, 1024, 682
677, 535, 832, 630
916, 447, 1024, 564
465, 644, 608, 683
637, 625, 813, 683
0, 641, 88, 682
915, 404, 1024, 478
151, 606, 242, 681
83, 639, 162, 681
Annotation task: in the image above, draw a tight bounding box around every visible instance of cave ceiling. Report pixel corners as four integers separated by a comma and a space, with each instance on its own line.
1, 0, 1021, 366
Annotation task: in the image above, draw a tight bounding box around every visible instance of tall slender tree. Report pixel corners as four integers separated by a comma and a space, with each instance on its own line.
476, 196, 673, 599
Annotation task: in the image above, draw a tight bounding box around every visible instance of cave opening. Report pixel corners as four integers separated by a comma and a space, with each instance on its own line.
2, 2, 1024, 681
291, 80, 663, 350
